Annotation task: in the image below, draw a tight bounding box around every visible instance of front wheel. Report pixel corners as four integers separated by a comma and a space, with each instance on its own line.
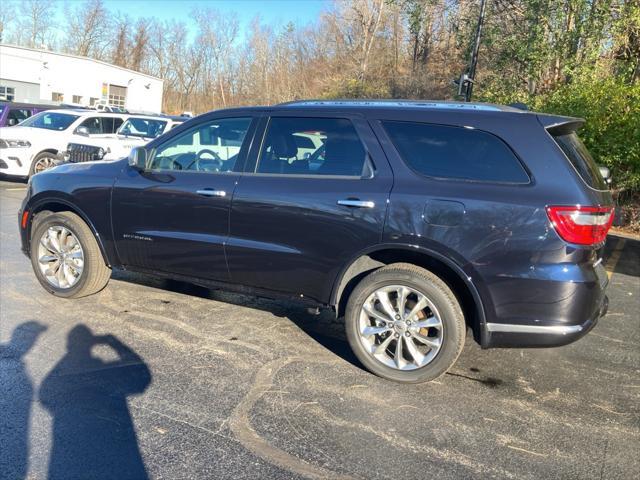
30, 211, 111, 298
345, 263, 465, 383
30, 151, 59, 176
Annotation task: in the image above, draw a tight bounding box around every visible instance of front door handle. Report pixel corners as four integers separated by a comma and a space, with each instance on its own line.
196, 189, 226, 197
337, 199, 375, 208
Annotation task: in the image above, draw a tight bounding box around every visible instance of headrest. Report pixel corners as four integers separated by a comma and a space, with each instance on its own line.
270, 127, 298, 159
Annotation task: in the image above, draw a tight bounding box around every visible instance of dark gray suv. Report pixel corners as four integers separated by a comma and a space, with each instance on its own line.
19, 100, 613, 383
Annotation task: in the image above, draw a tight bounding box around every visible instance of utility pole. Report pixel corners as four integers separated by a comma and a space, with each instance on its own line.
455, 0, 488, 102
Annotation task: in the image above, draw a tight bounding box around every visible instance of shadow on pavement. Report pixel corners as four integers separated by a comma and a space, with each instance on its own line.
111, 270, 366, 372
0, 321, 47, 480
39, 325, 152, 480
605, 234, 640, 278
0, 174, 28, 185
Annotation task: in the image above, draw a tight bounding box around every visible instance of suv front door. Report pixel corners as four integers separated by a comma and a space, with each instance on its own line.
112, 116, 257, 281
226, 114, 393, 303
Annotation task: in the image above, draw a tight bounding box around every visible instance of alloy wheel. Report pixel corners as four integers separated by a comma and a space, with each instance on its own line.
358, 285, 443, 370
37, 226, 84, 289
33, 156, 57, 174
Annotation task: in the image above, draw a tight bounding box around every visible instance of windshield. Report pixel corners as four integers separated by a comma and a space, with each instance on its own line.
0, 105, 5, 115
119, 118, 168, 138
21, 111, 79, 131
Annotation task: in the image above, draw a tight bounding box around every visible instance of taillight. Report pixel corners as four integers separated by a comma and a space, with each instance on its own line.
546, 205, 614, 245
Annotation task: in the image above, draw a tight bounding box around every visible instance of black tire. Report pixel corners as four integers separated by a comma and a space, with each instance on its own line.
345, 263, 465, 383
30, 211, 111, 298
29, 151, 58, 177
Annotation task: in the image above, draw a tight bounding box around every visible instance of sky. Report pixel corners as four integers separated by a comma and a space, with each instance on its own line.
100, 0, 329, 34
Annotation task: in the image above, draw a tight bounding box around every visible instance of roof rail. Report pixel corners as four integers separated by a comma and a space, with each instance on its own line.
277, 99, 505, 111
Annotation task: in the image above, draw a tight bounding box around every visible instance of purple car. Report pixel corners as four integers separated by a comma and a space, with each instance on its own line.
0, 102, 57, 127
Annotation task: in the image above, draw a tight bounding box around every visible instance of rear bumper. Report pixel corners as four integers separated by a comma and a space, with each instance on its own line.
485, 293, 608, 348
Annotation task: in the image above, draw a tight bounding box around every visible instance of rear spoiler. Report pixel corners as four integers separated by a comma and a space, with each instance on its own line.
537, 113, 585, 136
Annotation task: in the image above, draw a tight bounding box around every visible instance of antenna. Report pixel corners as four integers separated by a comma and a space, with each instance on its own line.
454, 0, 487, 102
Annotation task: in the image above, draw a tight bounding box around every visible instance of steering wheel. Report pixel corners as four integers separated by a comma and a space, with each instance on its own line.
185, 149, 223, 171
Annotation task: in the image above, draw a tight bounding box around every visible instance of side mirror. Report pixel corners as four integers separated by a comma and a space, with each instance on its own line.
76, 126, 90, 136
8, 118, 17, 126
128, 147, 147, 171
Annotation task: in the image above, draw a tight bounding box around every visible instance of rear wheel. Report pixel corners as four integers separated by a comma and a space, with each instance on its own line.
345, 263, 465, 383
30, 211, 111, 298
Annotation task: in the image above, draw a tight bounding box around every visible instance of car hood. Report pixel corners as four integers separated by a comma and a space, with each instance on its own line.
0, 126, 49, 140
71, 135, 150, 149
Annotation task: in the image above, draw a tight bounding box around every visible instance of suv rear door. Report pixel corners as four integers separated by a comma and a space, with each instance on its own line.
225, 112, 393, 303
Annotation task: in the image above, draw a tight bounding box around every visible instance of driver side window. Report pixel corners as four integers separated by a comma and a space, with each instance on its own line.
149, 117, 252, 173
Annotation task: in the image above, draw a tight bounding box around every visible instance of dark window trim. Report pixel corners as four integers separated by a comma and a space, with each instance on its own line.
248, 115, 373, 179
379, 120, 533, 186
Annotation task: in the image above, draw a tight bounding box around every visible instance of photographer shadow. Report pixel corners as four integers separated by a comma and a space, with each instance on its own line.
39, 325, 151, 480
0, 321, 47, 480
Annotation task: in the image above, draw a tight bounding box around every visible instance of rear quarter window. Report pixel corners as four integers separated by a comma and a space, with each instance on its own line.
553, 132, 607, 190
382, 121, 530, 183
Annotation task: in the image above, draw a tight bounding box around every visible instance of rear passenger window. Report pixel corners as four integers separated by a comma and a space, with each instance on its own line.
112, 117, 124, 132
7, 109, 31, 126
257, 117, 367, 176
382, 121, 529, 183
78, 117, 103, 134
100, 117, 123, 133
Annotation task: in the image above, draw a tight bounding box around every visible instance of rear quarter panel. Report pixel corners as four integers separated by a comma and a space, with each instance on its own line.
369, 110, 606, 330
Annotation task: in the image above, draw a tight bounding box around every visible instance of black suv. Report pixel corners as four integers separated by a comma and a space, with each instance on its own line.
19, 100, 613, 383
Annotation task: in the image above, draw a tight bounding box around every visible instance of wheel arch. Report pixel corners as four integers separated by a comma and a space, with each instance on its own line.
331, 245, 487, 346
35, 148, 59, 156
28, 198, 111, 267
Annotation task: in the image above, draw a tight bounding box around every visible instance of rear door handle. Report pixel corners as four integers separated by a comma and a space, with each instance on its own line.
337, 199, 375, 208
196, 189, 226, 197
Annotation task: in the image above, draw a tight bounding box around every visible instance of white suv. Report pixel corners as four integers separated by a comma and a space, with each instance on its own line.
64, 115, 185, 163
0, 109, 128, 177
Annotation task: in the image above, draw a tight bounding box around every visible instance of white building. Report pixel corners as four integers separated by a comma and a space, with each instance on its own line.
0, 44, 163, 113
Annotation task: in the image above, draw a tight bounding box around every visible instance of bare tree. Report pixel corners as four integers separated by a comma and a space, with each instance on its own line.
62, 0, 110, 58
130, 18, 150, 72
1, 0, 633, 121
14, 0, 57, 49
193, 8, 239, 107
111, 15, 130, 68
0, 0, 16, 43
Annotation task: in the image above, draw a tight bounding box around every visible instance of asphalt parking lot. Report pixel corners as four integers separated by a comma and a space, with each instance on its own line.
1, 177, 638, 480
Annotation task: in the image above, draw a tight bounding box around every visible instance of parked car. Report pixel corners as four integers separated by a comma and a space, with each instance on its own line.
18, 100, 613, 383
95, 102, 128, 114
63, 115, 186, 164
0, 109, 128, 177
0, 101, 56, 127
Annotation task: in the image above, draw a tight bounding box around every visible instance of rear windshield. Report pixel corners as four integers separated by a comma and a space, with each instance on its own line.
382, 121, 530, 183
553, 132, 607, 190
